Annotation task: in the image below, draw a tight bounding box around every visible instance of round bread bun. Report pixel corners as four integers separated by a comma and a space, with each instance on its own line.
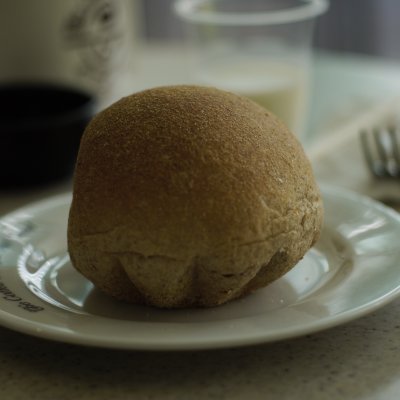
67, 85, 323, 308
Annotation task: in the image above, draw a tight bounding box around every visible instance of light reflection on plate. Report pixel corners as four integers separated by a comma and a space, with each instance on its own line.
0, 186, 400, 350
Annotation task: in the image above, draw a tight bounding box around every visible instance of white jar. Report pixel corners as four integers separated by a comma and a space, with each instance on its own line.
0, 0, 137, 105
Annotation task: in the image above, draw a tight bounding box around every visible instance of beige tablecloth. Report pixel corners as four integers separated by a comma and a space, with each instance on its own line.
309, 98, 400, 203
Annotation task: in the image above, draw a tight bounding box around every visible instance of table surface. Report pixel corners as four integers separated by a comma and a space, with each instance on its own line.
2, 45, 400, 400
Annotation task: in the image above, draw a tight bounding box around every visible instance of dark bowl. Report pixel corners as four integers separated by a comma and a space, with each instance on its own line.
0, 84, 96, 188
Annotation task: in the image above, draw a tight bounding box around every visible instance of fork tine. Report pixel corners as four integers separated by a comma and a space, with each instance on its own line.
373, 127, 390, 167
360, 129, 385, 177
389, 126, 400, 171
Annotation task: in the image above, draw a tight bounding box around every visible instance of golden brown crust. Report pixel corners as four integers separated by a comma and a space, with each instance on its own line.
68, 85, 323, 308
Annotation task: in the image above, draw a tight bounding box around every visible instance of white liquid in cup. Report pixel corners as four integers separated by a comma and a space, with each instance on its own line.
197, 59, 309, 136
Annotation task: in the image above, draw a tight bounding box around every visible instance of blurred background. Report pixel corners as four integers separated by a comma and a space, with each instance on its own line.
141, 0, 400, 60
137, 0, 400, 145
3, 0, 400, 186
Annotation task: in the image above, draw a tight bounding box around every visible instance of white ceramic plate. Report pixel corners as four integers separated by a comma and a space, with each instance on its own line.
1, 186, 400, 350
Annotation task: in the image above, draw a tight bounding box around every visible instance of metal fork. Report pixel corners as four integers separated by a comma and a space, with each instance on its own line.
360, 125, 400, 179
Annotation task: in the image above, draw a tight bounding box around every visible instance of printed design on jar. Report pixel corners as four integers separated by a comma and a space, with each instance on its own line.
62, 0, 128, 90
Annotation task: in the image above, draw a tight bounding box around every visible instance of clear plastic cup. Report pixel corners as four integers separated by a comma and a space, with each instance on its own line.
174, 0, 329, 140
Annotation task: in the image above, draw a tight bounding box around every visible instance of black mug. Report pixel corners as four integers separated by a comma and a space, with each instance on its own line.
0, 84, 96, 188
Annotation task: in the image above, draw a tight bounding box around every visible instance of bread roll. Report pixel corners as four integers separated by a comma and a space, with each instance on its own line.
68, 85, 323, 308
